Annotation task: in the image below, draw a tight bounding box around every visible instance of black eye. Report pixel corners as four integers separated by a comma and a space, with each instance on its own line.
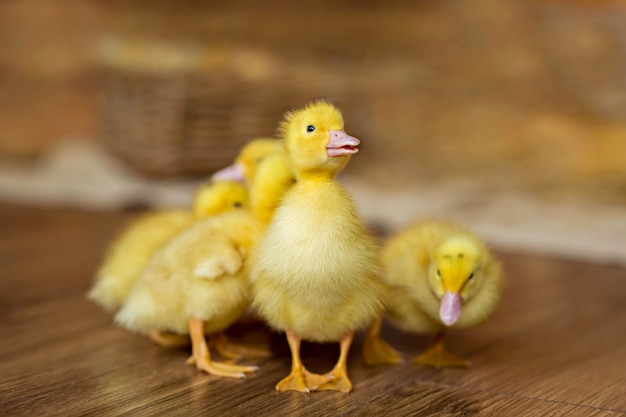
307, 125, 316, 132
233, 202, 242, 208
468, 272, 474, 280
436, 269, 441, 277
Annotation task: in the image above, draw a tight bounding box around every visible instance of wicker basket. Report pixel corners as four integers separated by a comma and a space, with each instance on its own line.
97, 37, 310, 177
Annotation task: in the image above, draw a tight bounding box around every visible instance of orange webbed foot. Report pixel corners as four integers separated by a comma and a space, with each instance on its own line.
316, 331, 355, 392
276, 369, 332, 393
187, 318, 260, 378
186, 354, 259, 379
413, 335, 470, 368
363, 336, 404, 366
315, 372, 353, 393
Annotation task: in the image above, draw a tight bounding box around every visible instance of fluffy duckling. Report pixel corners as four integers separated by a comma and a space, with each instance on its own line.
89, 138, 282, 313
250, 101, 385, 393
363, 220, 503, 368
248, 151, 294, 225
88, 180, 248, 312
114, 152, 295, 379
211, 137, 284, 184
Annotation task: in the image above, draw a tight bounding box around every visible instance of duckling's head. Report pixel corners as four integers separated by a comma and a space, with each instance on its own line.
280, 101, 360, 179
211, 138, 284, 183
428, 235, 486, 326
192, 180, 249, 218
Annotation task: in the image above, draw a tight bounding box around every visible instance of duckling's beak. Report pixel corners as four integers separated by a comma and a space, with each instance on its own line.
327, 131, 360, 157
211, 163, 245, 183
440, 291, 462, 326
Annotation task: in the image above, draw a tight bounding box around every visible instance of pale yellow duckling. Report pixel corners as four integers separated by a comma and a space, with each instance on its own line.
211, 137, 284, 184
88, 181, 248, 312
114, 152, 295, 379
250, 101, 386, 393
363, 220, 503, 368
89, 138, 282, 313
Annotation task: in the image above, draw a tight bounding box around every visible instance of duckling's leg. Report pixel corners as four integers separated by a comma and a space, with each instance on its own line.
413, 332, 469, 368
316, 332, 354, 393
362, 316, 404, 366
186, 318, 259, 378
147, 331, 190, 348
210, 332, 270, 361
276, 330, 332, 393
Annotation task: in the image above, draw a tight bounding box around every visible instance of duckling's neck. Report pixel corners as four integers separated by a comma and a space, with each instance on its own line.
296, 169, 337, 182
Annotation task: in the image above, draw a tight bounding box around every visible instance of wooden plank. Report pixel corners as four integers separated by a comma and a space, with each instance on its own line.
345, 380, 621, 417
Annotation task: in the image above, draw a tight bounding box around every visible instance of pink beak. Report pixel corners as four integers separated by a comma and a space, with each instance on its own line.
439, 291, 462, 326
327, 130, 360, 157
211, 163, 245, 183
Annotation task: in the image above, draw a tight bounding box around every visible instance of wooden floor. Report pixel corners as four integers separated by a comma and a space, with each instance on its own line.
0, 204, 624, 417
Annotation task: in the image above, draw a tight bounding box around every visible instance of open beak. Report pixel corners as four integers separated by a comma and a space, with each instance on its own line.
211, 163, 245, 183
439, 291, 462, 326
327, 130, 360, 157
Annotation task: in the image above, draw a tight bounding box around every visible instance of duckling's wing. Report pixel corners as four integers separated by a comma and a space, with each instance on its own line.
193, 239, 245, 280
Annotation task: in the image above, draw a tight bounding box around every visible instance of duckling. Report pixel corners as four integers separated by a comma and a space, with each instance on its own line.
213, 137, 292, 224
250, 101, 386, 393
248, 150, 294, 225
211, 137, 284, 183
88, 180, 248, 312
363, 220, 503, 368
89, 138, 282, 313
151, 149, 293, 351
114, 152, 295, 379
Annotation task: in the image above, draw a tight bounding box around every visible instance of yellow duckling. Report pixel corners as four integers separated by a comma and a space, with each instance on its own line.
114, 152, 295, 379
250, 101, 386, 393
363, 220, 503, 368
88, 181, 248, 312
88, 138, 282, 313
211, 137, 284, 183
148, 151, 293, 351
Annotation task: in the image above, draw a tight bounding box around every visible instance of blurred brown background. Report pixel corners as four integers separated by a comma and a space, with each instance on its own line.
0, 0, 625, 261
2, 0, 626, 193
